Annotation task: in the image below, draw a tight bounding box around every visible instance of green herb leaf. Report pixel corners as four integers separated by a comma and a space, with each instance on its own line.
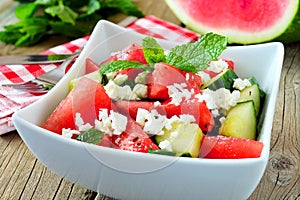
99, 60, 151, 76
15, 3, 40, 19
86, 0, 101, 15
142, 36, 166, 65
100, 0, 144, 18
45, 3, 78, 25
166, 32, 227, 72
0, 17, 49, 46
76, 128, 104, 144
0, 0, 144, 46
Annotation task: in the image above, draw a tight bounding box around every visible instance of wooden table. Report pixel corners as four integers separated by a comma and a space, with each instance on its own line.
0, 1, 299, 199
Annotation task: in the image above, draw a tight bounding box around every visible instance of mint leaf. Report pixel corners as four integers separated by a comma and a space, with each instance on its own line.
166, 32, 227, 72
197, 32, 228, 60
100, 0, 144, 18
0, 17, 49, 46
15, 3, 40, 19
142, 36, 166, 65
86, 0, 101, 15
99, 60, 151, 76
45, 2, 78, 25
76, 128, 104, 144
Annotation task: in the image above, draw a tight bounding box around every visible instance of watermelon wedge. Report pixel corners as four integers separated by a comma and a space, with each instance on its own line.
165, 0, 299, 44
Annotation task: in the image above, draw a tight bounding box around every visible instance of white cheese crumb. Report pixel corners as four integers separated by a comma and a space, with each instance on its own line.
110, 111, 128, 135
219, 116, 226, 124
104, 79, 148, 100
196, 88, 240, 111
113, 74, 128, 85
207, 59, 228, 73
135, 71, 149, 84
75, 112, 93, 131
136, 108, 150, 126
233, 78, 251, 90
167, 83, 193, 106
95, 109, 127, 136
196, 71, 211, 84
62, 128, 80, 138
179, 114, 196, 124
153, 101, 161, 107
143, 110, 167, 135
132, 84, 148, 99
159, 140, 173, 152
170, 131, 179, 138
75, 113, 84, 128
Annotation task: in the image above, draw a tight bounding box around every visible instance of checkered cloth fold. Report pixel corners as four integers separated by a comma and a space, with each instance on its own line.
0, 15, 199, 135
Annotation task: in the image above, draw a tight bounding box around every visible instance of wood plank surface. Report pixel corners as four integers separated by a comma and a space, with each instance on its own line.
0, 0, 299, 200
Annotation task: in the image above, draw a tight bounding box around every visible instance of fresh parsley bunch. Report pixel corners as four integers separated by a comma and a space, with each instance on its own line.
0, 0, 144, 46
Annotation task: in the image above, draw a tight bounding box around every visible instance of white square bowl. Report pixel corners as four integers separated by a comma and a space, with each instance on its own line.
12, 20, 284, 200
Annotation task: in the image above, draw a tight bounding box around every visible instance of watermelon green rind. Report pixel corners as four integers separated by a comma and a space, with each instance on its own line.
165, 0, 299, 44
275, 6, 300, 43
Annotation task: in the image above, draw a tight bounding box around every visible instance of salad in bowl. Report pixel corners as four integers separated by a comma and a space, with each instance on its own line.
42, 33, 265, 159
12, 20, 284, 200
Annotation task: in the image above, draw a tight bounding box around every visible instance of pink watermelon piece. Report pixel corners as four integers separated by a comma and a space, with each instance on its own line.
165, 0, 299, 44
42, 77, 112, 134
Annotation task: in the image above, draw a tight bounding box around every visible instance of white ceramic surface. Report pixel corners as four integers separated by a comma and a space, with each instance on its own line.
12, 20, 284, 200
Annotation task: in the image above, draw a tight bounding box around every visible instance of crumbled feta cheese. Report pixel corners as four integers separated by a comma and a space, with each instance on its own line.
95, 109, 127, 136
62, 128, 80, 138
153, 101, 161, 107
211, 109, 220, 117
113, 74, 128, 85
110, 111, 128, 135
104, 79, 148, 100
75, 112, 93, 131
167, 83, 193, 106
185, 72, 190, 81
132, 84, 148, 99
179, 114, 196, 124
143, 110, 167, 135
170, 131, 179, 138
136, 108, 149, 126
219, 116, 226, 124
106, 72, 116, 80
159, 140, 173, 152
233, 78, 251, 90
196, 88, 240, 111
78, 123, 93, 132
135, 71, 149, 84
196, 71, 211, 84
75, 113, 84, 128
207, 59, 228, 73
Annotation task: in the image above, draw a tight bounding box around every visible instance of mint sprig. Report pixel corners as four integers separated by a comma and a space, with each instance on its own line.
99, 60, 151, 76
0, 0, 144, 46
142, 36, 166, 65
166, 32, 227, 72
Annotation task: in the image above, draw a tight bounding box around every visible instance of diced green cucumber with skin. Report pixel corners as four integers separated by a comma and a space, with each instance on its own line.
69, 70, 101, 91
155, 122, 203, 158
201, 68, 238, 91
248, 76, 266, 100
238, 84, 261, 117
219, 100, 257, 140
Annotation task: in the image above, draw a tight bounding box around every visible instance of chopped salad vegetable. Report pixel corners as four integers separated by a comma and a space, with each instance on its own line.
42, 33, 265, 159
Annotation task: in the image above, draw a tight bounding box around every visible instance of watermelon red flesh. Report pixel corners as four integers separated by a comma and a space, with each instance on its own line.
114, 98, 214, 132
42, 77, 112, 134
111, 117, 159, 153
200, 135, 264, 159
101, 43, 148, 64
165, 0, 299, 44
147, 62, 198, 100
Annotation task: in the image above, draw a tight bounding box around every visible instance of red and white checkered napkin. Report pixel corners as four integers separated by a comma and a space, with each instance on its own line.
0, 15, 199, 135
